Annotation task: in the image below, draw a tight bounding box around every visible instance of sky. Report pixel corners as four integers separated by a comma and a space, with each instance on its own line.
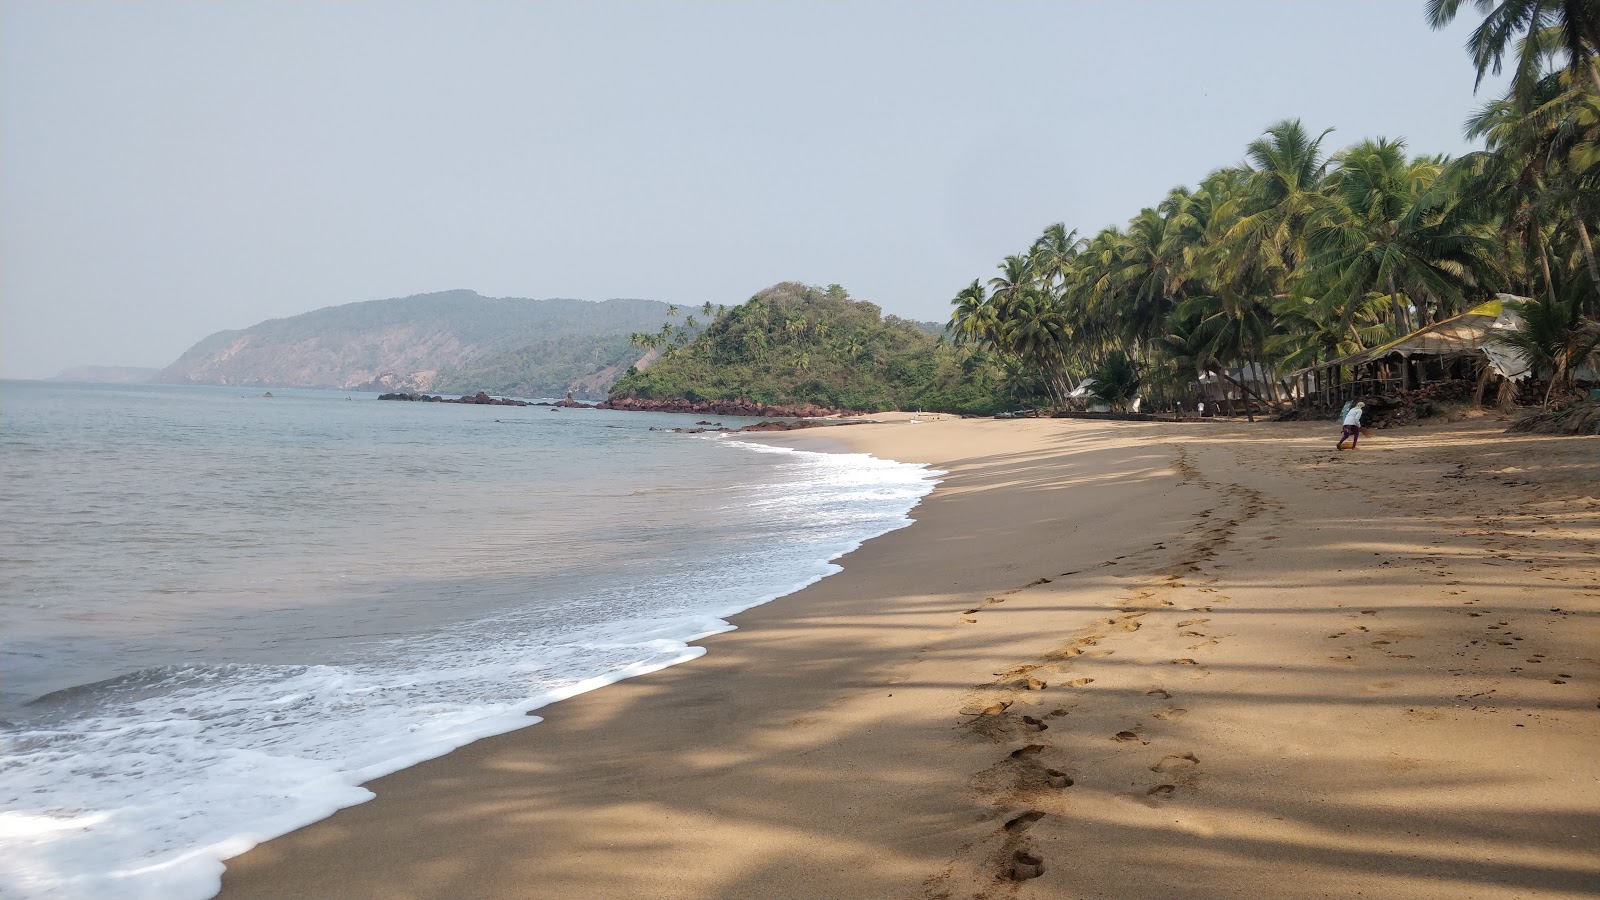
1, 1, 1507, 378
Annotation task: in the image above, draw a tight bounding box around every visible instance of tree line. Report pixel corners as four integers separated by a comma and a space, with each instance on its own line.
949, 0, 1600, 411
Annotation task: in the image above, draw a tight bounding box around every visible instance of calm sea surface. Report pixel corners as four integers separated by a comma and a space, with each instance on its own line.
0, 381, 936, 899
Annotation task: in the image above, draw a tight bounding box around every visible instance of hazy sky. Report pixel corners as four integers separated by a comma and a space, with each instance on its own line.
2, 1, 1504, 378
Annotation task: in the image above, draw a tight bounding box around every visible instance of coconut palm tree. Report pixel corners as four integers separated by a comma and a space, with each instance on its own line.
1213, 120, 1335, 298
947, 280, 995, 347
1030, 223, 1082, 293
1307, 138, 1496, 334
1427, 0, 1600, 96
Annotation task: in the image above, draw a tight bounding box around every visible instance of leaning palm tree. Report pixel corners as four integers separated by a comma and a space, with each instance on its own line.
998, 289, 1074, 402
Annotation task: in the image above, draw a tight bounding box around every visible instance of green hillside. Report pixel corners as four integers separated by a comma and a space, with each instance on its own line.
159, 291, 671, 397
609, 282, 1007, 414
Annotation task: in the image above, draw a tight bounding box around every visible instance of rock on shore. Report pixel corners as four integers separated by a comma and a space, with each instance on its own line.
378, 391, 531, 407
598, 396, 845, 418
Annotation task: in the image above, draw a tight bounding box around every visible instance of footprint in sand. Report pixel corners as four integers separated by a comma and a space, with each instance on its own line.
1010, 744, 1045, 759
1152, 707, 1187, 721
1151, 752, 1200, 773
961, 617, 978, 624
1068, 677, 1095, 687
1004, 810, 1046, 832
1180, 630, 1207, 638
1113, 730, 1144, 743
1021, 715, 1048, 732
1145, 784, 1178, 799
1171, 658, 1199, 665
1010, 850, 1044, 881
1177, 619, 1210, 627
1146, 688, 1171, 699
1045, 769, 1074, 788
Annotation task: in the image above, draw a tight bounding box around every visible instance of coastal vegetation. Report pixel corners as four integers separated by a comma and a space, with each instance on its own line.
610, 282, 1008, 413
946, 1, 1600, 412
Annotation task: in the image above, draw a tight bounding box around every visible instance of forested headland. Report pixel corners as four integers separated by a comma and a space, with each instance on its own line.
609, 283, 1006, 414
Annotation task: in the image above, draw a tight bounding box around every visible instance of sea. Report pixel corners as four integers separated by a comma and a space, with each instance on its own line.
0, 381, 938, 900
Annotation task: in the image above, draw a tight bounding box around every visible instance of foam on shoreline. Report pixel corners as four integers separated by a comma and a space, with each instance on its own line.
0, 441, 940, 900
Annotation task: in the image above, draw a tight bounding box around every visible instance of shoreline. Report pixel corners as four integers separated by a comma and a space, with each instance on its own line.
219, 416, 1599, 899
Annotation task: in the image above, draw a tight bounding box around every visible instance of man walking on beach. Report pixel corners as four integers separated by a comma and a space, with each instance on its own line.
1337, 401, 1365, 450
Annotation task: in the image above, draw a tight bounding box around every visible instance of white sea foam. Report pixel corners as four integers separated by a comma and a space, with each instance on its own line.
0, 440, 939, 900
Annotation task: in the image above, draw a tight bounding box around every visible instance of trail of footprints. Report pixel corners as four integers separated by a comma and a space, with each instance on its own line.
934, 448, 1275, 892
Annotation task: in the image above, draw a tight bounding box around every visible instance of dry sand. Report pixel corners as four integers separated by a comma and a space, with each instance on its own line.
219, 416, 1600, 899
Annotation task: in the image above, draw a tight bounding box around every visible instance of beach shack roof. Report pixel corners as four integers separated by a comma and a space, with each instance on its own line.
1065, 378, 1098, 400
1196, 362, 1272, 386
1293, 295, 1531, 381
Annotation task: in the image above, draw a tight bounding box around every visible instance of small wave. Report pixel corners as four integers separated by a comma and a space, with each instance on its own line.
0, 441, 940, 900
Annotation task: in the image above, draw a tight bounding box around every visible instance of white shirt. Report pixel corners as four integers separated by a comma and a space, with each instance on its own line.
1343, 407, 1364, 426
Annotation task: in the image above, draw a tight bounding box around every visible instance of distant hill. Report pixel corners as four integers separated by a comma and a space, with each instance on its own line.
51, 366, 160, 384
157, 291, 673, 398
608, 282, 1005, 413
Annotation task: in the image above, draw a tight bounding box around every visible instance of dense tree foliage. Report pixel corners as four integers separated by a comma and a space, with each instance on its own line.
949, 1, 1600, 409
610, 282, 1008, 413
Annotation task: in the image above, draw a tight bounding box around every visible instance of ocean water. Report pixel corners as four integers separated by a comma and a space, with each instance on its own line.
0, 381, 938, 900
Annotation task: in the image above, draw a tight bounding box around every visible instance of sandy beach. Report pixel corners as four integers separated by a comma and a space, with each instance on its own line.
218, 416, 1599, 899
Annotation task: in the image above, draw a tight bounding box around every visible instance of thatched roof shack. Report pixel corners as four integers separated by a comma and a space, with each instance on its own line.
1293, 295, 1531, 406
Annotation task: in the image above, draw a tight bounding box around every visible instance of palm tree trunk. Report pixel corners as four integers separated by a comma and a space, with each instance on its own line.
1575, 218, 1600, 293
1213, 368, 1262, 422
1533, 217, 1557, 299
1387, 272, 1408, 334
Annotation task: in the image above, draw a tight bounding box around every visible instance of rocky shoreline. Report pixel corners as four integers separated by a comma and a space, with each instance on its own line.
659, 418, 872, 435
379, 391, 858, 419
595, 396, 849, 418
378, 391, 533, 406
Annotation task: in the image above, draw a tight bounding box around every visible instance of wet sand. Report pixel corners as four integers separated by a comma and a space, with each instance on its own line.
219, 416, 1600, 899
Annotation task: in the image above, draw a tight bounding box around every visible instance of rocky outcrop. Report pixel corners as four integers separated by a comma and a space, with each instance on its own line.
378, 391, 531, 407
598, 396, 846, 418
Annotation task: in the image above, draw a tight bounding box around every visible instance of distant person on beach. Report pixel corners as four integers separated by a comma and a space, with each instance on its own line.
1337, 401, 1365, 450
1197, 401, 1206, 418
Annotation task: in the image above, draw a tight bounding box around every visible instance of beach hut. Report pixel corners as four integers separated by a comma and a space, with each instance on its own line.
1293, 295, 1532, 408
1194, 362, 1275, 408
